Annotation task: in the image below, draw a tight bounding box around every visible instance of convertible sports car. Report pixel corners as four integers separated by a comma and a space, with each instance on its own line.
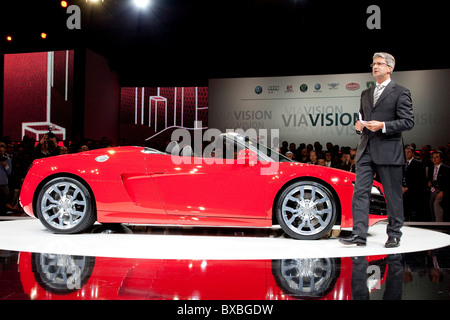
20, 133, 387, 240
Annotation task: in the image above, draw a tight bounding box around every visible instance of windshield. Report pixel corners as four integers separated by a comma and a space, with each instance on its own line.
162, 132, 292, 163
226, 133, 293, 163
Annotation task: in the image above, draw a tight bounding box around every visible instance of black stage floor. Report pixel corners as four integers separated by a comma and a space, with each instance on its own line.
1, 217, 449, 301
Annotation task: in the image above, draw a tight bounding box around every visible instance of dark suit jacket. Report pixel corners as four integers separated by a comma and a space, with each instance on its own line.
404, 158, 426, 194
428, 163, 450, 195
356, 80, 414, 165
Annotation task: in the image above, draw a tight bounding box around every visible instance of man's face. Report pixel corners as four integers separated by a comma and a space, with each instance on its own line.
405, 148, 413, 160
432, 153, 443, 165
372, 57, 392, 80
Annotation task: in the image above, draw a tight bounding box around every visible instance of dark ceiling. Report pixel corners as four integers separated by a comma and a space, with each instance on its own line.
1, 0, 449, 86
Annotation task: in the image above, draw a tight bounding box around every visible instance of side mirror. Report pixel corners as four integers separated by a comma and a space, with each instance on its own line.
237, 149, 258, 166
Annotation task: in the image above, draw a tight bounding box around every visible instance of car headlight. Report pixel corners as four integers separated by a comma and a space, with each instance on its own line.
371, 186, 382, 196
352, 182, 382, 196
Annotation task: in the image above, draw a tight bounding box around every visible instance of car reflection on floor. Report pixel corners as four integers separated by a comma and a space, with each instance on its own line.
7, 251, 389, 300
1, 224, 450, 300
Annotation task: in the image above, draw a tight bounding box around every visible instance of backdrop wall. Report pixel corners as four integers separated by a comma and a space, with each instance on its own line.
209, 69, 450, 149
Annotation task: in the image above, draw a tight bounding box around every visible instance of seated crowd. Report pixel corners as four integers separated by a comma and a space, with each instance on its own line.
1, 134, 449, 223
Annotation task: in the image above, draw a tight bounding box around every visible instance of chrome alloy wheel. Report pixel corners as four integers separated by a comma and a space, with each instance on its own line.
272, 258, 336, 298
41, 181, 87, 229
37, 177, 96, 233
277, 181, 337, 240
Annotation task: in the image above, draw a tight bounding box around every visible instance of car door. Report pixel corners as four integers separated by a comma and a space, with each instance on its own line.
145, 142, 270, 219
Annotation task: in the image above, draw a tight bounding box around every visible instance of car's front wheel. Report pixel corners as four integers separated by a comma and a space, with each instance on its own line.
275, 180, 337, 240
36, 177, 96, 234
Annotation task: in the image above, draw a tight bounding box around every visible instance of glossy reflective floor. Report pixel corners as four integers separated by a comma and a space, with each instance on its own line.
1, 217, 450, 300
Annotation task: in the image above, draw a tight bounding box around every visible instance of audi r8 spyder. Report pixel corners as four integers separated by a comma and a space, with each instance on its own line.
20, 133, 387, 240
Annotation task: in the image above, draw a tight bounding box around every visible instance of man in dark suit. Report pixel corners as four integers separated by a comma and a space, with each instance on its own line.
340, 52, 414, 248
428, 150, 450, 222
403, 145, 427, 221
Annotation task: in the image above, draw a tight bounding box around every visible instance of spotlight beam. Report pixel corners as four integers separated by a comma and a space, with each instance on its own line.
133, 0, 150, 9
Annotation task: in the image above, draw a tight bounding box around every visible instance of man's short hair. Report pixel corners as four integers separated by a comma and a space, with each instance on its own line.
373, 52, 396, 71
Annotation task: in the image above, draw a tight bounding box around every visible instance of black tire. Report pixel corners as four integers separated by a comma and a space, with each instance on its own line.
36, 177, 96, 234
275, 180, 337, 240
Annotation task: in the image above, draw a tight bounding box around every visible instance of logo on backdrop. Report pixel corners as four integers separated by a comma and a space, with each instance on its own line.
255, 86, 263, 94
285, 85, 294, 93
328, 83, 339, 90
366, 81, 376, 88
314, 83, 322, 92
345, 83, 360, 91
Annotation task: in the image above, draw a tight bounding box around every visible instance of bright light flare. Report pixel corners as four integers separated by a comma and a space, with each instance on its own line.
133, 0, 150, 9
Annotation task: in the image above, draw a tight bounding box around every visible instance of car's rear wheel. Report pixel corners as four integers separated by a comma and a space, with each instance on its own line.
36, 177, 96, 234
276, 180, 337, 240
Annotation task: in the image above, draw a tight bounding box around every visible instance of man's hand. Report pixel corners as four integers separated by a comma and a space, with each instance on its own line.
365, 120, 384, 132
355, 120, 364, 132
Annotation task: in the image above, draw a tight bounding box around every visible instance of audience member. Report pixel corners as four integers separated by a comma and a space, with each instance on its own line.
427, 150, 449, 222
308, 150, 319, 165
317, 154, 325, 166
294, 143, 305, 160
349, 148, 357, 173
0, 142, 12, 216
60, 146, 69, 155
34, 134, 60, 159
334, 151, 351, 171
324, 151, 333, 167
288, 143, 296, 156
280, 141, 288, 155
285, 151, 294, 160
403, 145, 427, 221
420, 145, 433, 169
314, 141, 323, 153
79, 145, 89, 152
297, 148, 309, 163
326, 142, 333, 153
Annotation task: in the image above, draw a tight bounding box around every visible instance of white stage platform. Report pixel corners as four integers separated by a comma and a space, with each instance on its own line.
1, 219, 449, 260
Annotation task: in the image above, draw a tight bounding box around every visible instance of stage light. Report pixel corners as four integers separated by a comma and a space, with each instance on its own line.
86, 0, 104, 3
61, 1, 68, 8
133, 0, 150, 9
41, 33, 47, 39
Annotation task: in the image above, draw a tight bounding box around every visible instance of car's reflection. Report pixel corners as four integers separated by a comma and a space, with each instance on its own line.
272, 258, 338, 298
18, 252, 390, 300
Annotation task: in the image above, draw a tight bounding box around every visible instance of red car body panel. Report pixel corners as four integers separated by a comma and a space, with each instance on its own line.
20, 146, 386, 230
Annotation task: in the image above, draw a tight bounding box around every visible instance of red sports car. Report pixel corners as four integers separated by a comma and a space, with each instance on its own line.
20, 133, 387, 239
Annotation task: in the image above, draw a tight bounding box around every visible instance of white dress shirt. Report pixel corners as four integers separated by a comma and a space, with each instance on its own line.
375, 78, 391, 133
